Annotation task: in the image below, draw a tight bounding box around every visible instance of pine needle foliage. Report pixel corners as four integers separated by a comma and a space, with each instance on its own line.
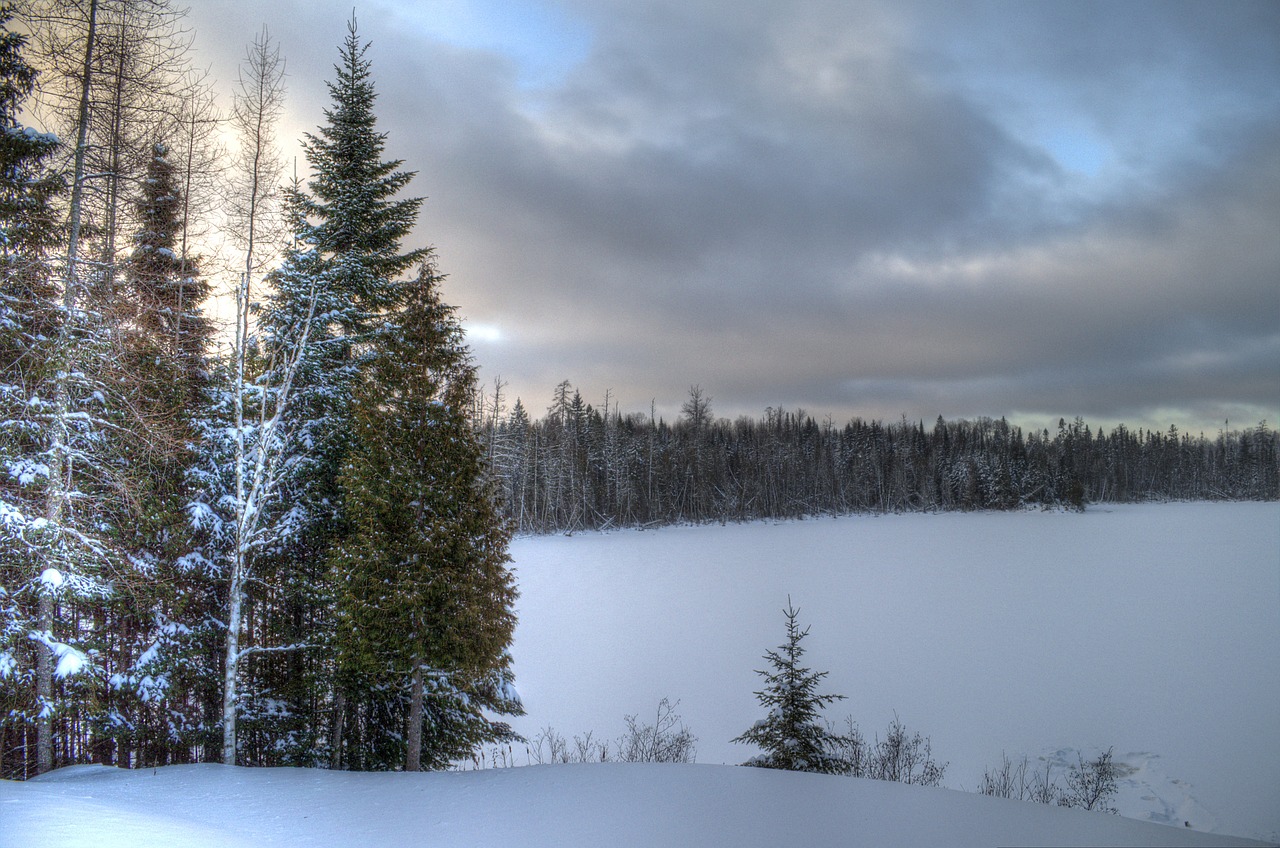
125, 141, 210, 388
300, 16, 428, 324
0, 3, 66, 767
733, 599, 848, 774
331, 263, 520, 771
243, 16, 437, 765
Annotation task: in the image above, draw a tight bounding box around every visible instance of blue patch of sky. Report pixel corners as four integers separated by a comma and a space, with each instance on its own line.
1035, 124, 1111, 178
380, 0, 592, 89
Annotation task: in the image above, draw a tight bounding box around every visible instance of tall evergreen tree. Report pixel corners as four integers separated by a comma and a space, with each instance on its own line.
0, 0, 128, 775
733, 599, 848, 774
245, 15, 430, 767
330, 264, 520, 771
0, 2, 67, 778
92, 138, 215, 768
125, 141, 210, 384
255, 13, 428, 568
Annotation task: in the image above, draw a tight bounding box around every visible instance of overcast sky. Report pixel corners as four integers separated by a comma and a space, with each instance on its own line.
187, 0, 1279, 433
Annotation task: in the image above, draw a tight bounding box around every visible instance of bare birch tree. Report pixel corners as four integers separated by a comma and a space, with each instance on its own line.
216, 26, 292, 766
225, 25, 285, 286
32, 0, 199, 301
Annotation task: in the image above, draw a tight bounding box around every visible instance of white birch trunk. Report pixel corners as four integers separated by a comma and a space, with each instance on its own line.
221, 559, 244, 764
220, 271, 315, 767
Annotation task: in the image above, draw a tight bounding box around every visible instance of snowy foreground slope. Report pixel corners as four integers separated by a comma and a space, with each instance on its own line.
2, 762, 1273, 848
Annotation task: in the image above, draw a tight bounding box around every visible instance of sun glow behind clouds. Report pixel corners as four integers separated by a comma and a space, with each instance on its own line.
465, 321, 504, 344
1037, 125, 1111, 177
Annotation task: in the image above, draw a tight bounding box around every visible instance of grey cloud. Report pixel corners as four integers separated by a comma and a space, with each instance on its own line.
194, 0, 1279, 432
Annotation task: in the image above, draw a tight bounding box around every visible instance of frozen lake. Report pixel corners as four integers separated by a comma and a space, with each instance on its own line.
507, 502, 1280, 841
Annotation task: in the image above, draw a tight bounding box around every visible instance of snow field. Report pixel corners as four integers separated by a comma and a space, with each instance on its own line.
1, 762, 1271, 848
506, 502, 1280, 841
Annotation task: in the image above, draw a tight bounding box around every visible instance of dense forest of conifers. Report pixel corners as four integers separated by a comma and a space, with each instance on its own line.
2, 7, 518, 781
476, 383, 1279, 533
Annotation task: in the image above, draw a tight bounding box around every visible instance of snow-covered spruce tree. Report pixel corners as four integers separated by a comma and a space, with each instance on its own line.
0, 3, 67, 778
90, 138, 215, 768
238, 16, 429, 767
0, 1, 125, 775
732, 599, 848, 774
330, 264, 520, 772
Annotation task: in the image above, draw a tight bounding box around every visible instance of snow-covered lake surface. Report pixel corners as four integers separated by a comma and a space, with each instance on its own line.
507, 502, 1280, 841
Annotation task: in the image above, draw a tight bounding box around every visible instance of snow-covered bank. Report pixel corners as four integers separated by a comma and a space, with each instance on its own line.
2, 762, 1273, 848
507, 502, 1280, 841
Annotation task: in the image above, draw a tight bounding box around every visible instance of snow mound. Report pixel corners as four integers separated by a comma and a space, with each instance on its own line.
1112, 751, 1223, 834
2, 763, 1273, 848
1033, 748, 1225, 835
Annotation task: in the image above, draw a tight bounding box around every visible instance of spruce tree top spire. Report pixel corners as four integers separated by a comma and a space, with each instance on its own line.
299, 13, 428, 323
0, 5, 37, 124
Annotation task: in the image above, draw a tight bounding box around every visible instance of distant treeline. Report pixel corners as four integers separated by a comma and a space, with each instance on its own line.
477, 383, 1279, 534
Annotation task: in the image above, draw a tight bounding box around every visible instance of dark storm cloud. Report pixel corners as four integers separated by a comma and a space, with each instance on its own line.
192, 0, 1280, 431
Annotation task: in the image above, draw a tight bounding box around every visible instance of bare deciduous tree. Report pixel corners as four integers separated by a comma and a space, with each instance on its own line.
209, 26, 298, 766
225, 25, 285, 284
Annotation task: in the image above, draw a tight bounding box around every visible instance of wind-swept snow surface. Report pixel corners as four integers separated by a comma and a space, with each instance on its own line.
507, 503, 1280, 841
1, 763, 1272, 848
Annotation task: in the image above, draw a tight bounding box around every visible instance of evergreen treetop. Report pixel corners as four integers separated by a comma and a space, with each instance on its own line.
126, 142, 211, 388
300, 15, 428, 325
0, 5, 61, 269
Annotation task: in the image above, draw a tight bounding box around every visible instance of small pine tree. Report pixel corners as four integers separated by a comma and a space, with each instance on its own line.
733, 599, 848, 774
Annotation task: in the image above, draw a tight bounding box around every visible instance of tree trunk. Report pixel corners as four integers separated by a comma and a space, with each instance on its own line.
405, 662, 424, 771
97, 13, 128, 299
35, 591, 54, 774
329, 690, 346, 770
221, 564, 243, 765
36, 0, 99, 777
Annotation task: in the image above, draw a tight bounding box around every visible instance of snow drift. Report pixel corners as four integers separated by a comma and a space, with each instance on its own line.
1, 762, 1273, 848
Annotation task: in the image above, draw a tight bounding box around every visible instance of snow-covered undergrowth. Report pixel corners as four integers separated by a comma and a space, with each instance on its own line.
1, 762, 1272, 848
506, 502, 1280, 841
